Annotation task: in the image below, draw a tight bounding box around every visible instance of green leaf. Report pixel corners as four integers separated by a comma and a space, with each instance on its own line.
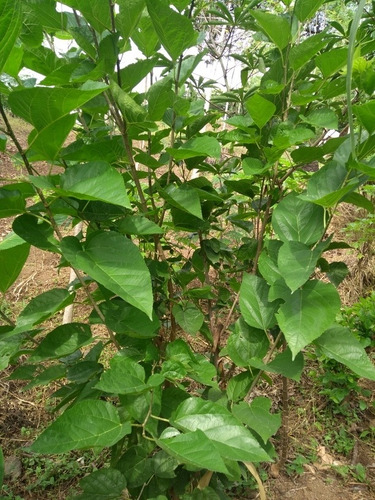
240, 274, 279, 330
8, 84, 108, 131
61, 232, 153, 318
300, 161, 356, 207
325, 261, 349, 287
258, 240, 283, 285
225, 318, 269, 368
117, 0, 145, 41
353, 101, 375, 133
63, 0, 112, 33
276, 281, 341, 358
30, 400, 131, 453
28, 113, 77, 160
15, 289, 74, 333
157, 429, 229, 474
148, 77, 174, 121
95, 356, 148, 395
316, 47, 348, 78
315, 326, 375, 381
119, 216, 164, 236
146, 0, 197, 60
245, 94, 276, 129
98, 299, 160, 339
167, 136, 221, 160
272, 192, 325, 245
261, 349, 304, 381
0, 0, 22, 73
278, 241, 321, 292
233, 397, 281, 444
0, 188, 26, 218
173, 303, 204, 335
289, 32, 329, 70
12, 214, 59, 252
24, 364, 66, 390
0, 233, 30, 293
60, 162, 130, 208
300, 108, 338, 130
29, 323, 92, 362
76, 468, 127, 500
250, 10, 291, 50
116, 445, 153, 488
62, 136, 125, 163
227, 371, 253, 402
131, 12, 160, 57
110, 81, 147, 124
294, 0, 325, 22
171, 398, 270, 463
161, 184, 203, 219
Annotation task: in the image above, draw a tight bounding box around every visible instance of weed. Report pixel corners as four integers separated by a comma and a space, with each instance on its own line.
323, 428, 354, 456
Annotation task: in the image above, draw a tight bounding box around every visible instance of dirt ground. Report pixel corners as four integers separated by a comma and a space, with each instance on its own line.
0, 117, 374, 499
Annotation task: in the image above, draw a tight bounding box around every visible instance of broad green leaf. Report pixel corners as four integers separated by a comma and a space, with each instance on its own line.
294, 0, 325, 22
95, 356, 148, 395
227, 371, 253, 402
61, 232, 153, 318
353, 101, 375, 134
15, 288, 74, 332
233, 398, 281, 444
276, 281, 341, 358
152, 450, 179, 479
0, 233, 30, 293
131, 12, 160, 57
300, 161, 356, 207
30, 400, 131, 453
0, 133, 6, 152
76, 468, 127, 500
120, 58, 158, 93
240, 274, 279, 330
171, 398, 270, 463
167, 136, 221, 160
0, 333, 23, 370
12, 214, 59, 252
146, 0, 197, 60
99, 296, 160, 339
250, 348, 304, 381
62, 136, 125, 163
110, 81, 147, 124
62, 0, 112, 33
258, 240, 283, 284
24, 364, 67, 390
117, 0, 145, 41
315, 326, 375, 380
119, 216, 164, 236
278, 241, 321, 292
116, 445, 154, 488
2, 45, 23, 78
0, 189, 26, 218
29, 324, 92, 362
157, 428, 229, 473
300, 108, 338, 130
225, 318, 269, 368
316, 47, 348, 78
8, 84, 108, 131
161, 184, 203, 219
289, 32, 328, 70
245, 94, 276, 129
0, 0, 22, 73
28, 113, 77, 160
272, 192, 325, 245
325, 261, 349, 287
172, 303, 204, 335
60, 162, 130, 208
148, 77, 174, 121
250, 10, 291, 50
